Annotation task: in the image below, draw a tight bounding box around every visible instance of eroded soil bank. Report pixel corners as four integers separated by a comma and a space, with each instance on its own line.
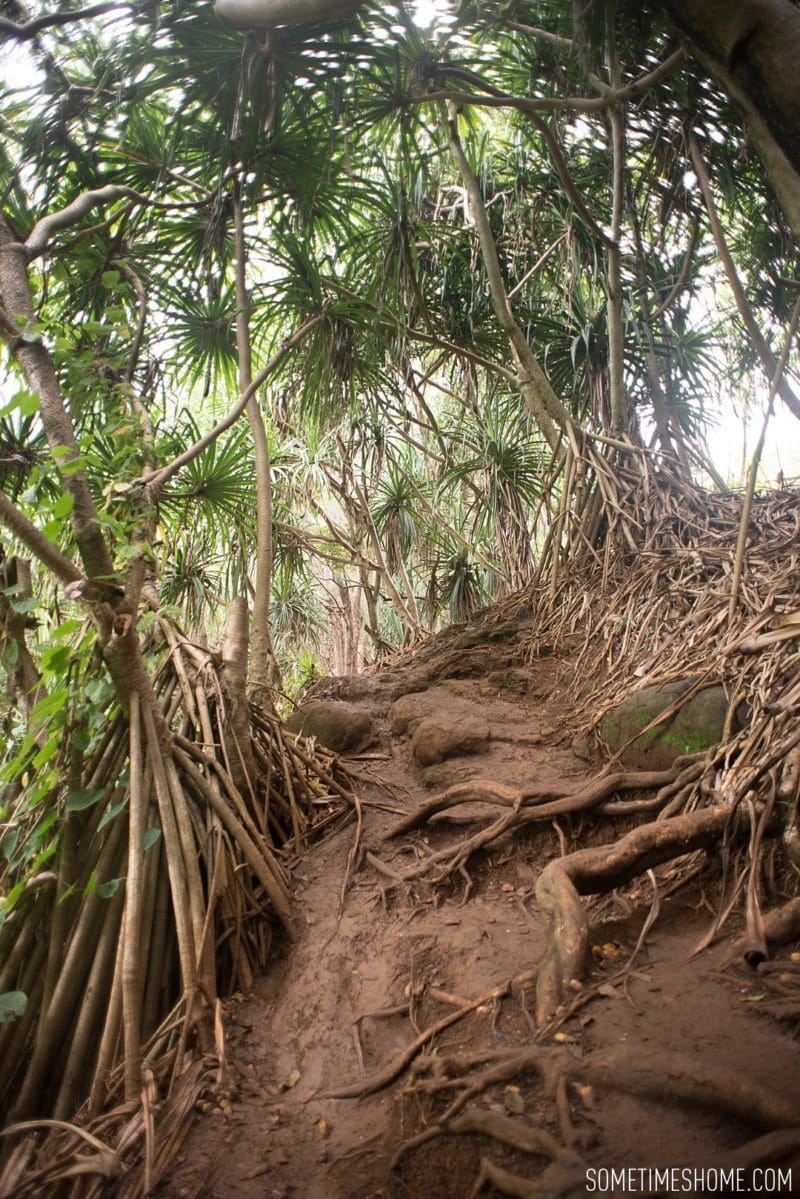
162, 631, 800, 1199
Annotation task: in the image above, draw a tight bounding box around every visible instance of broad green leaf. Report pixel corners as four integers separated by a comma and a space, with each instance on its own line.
52, 493, 74, 518
143, 828, 161, 851
98, 796, 129, 830
66, 788, 105, 812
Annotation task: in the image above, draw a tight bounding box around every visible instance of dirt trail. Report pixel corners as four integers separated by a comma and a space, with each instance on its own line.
162, 633, 800, 1199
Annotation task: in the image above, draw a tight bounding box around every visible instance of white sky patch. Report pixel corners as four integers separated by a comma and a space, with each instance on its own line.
411, 0, 455, 30
705, 395, 800, 487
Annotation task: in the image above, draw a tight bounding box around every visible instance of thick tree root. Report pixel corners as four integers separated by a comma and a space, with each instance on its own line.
371, 762, 706, 891
388, 1045, 800, 1199
383, 766, 686, 843
534, 805, 730, 1024
407, 1040, 799, 1129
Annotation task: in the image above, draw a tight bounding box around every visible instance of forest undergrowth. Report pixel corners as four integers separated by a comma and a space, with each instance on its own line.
3, 459, 800, 1198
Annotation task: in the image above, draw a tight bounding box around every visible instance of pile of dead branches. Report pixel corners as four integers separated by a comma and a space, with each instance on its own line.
0, 609, 354, 1198
533, 442, 800, 856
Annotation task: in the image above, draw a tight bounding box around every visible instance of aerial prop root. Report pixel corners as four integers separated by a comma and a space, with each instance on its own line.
331, 807, 736, 1103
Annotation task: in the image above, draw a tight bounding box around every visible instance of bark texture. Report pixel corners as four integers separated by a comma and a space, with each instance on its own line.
660, 0, 800, 241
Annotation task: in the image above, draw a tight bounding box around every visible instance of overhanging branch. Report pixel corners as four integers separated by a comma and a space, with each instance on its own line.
0, 489, 82, 585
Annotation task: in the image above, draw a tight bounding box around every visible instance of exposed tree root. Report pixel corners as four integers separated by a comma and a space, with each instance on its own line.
534, 805, 731, 1024
0, 614, 356, 1195
406, 1040, 799, 1129
465, 1156, 585, 1199
387, 1041, 800, 1199
373, 761, 704, 893
323, 981, 510, 1099
383, 765, 686, 843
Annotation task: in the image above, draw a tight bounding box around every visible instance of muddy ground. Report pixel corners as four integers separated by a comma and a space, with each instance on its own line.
161, 631, 800, 1199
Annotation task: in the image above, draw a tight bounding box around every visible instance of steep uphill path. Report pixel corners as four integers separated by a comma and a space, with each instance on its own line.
162, 619, 800, 1199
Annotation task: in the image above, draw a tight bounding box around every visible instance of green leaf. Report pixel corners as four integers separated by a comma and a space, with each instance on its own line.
59, 456, 88, 477
52, 619, 84, 641
0, 991, 27, 1024
32, 737, 60, 768
85, 678, 113, 705
9, 595, 38, 614
18, 391, 40, 415
143, 827, 161, 851
0, 389, 36, 417
98, 795, 128, 830
1, 826, 20, 861
40, 645, 71, 675
101, 270, 121, 288
52, 493, 74, 518
66, 788, 105, 812
97, 878, 122, 898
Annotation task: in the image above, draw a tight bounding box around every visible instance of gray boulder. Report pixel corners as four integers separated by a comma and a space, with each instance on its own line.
600, 678, 730, 769
285, 700, 372, 754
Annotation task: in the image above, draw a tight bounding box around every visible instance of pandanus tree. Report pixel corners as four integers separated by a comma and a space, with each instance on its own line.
1, 0, 800, 1188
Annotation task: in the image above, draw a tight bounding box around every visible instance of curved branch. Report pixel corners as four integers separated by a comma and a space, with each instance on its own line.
323, 278, 518, 383
690, 132, 800, 420
425, 91, 613, 250
427, 48, 685, 116
0, 2, 128, 40
446, 109, 567, 451
0, 490, 82, 584
25, 186, 152, 258
506, 20, 575, 50
141, 310, 327, 496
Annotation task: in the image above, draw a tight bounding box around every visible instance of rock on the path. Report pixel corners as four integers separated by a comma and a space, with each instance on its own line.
600, 678, 730, 769
285, 699, 372, 754
390, 685, 480, 735
410, 717, 490, 766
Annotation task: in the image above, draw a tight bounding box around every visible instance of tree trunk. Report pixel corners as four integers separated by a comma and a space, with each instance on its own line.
0, 218, 115, 581
232, 179, 279, 704
659, 0, 800, 243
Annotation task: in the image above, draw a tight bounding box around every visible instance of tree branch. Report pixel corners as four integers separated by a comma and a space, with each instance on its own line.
446, 107, 567, 452
322, 278, 519, 383
422, 85, 613, 249
0, 489, 81, 585
506, 20, 575, 50
0, 216, 114, 580
426, 48, 685, 116
690, 131, 800, 420
0, 2, 128, 41
140, 310, 327, 495
25, 186, 151, 258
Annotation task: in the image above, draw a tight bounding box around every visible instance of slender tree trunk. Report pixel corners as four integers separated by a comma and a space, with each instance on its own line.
0, 218, 114, 581
220, 595, 259, 796
605, 1, 628, 434
446, 110, 568, 453
232, 177, 279, 703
